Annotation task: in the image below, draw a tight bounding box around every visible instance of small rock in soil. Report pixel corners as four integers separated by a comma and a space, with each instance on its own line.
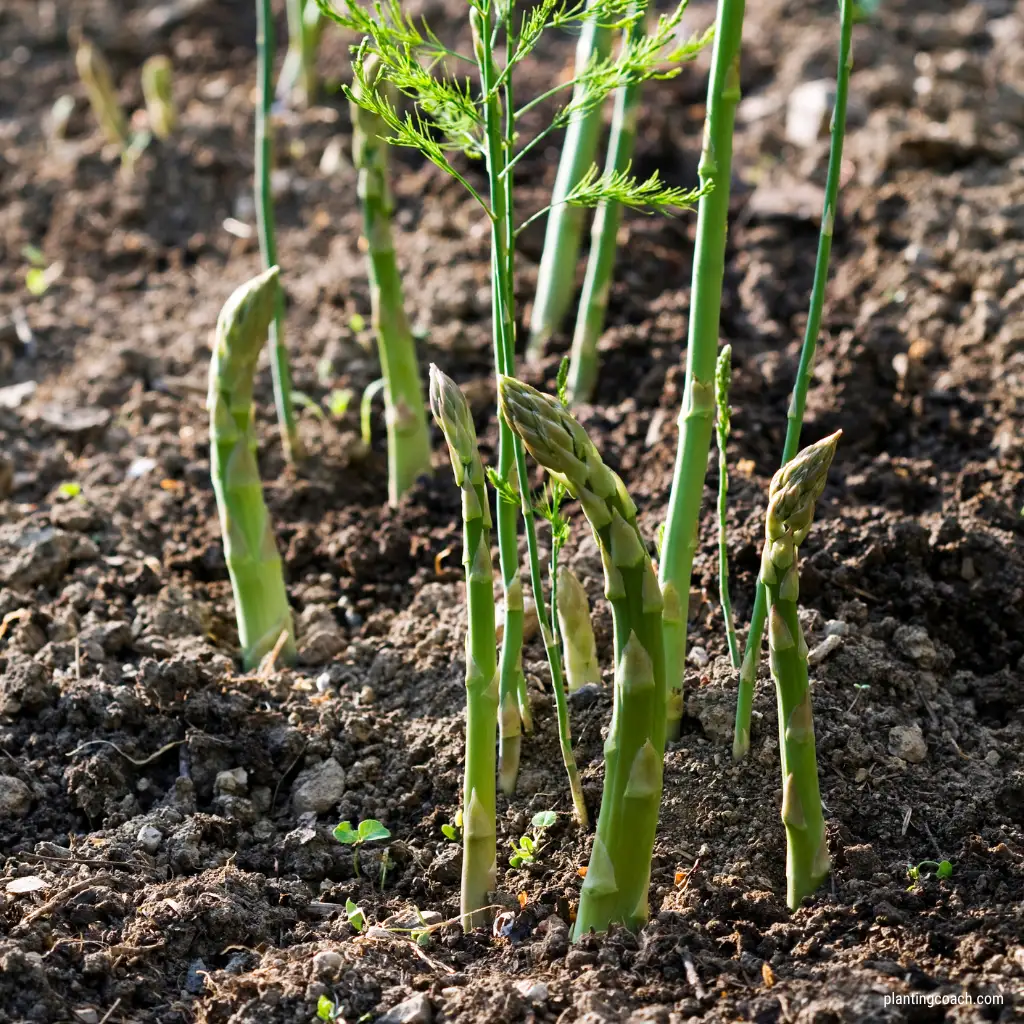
376, 993, 433, 1024
215, 768, 249, 796
0, 658, 57, 715
311, 949, 344, 980
0, 775, 33, 818
785, 79, 836, 147
808, 634, 844, 665
291, 758, 346, 814
687, 646, 709, 668
137, 825, 162, 853
568, 683, 602, 708
889, 724, 928, 763
843, 843, 882, 880
893, 625, 938, 668
426, 844, 461, 885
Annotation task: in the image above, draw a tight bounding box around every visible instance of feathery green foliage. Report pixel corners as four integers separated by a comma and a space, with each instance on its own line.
499, 377, 666, 937
428, 366, 498, 930
208, 268, 296, 670
734, 0, 854, 760
759, 431, 840, 908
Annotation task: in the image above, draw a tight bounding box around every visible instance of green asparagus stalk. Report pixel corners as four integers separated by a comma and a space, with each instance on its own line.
557, 567, 601, 692
499, 377, 666, 937
566, 10, 645, 403
429, 365, 498, 931
714, 346, 740, 668
141, 55, 176, 140
75, 39, 128, 147
759, 431, 840, 908
525, 8, 613, 361
658, 0, 745, 741
733, 0, 853, 761
208, 267, 296, 670
351, 57, 433, 506
256, 0, 302, 464
279, 0, 322, 106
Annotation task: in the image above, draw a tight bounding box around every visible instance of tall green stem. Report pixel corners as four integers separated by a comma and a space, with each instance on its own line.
526, 6, 613, 361
280, 0, 321, 106
734, 0, 852, 760
499, 378, 667, 937
350, 60, 433, 506
208, 268, 296, 671
714, 345, 740, 667
429, 367, 498, 930
758, 431, 840, 908
256, 0, 302, 464
566, 11, 644, 403
658, 0, 744, 741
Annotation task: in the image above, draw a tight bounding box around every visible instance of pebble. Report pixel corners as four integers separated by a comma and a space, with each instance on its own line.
516, 981, 549, 1003
893, 625, 937, 669
687, 646, 710, 669
568, 683, 602, 709
0, 775, 32, 818
785, 79, 836, 147
214, 767, 248, 796
376, 993, 433, 1024
316, 671, 335, 695
311, 950, 344, 980
137, 824, 163, 854
358, 685, 376, 705
808, 634, 844, 665
291, 758, 347, 815
889, 724, 928, 764
825, 619, 852, 637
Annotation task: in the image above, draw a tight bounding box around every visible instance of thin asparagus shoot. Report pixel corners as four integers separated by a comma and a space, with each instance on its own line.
526, 7, 613, 362
566, 8, 645, 403
75, 38, 128, 147
208, 267, 296, 670
351, 56, 432, 505
759, 430, 840, 908
499, 377, 667, 936
279, 0, 322, 106
557, 567, 601, 691
734, 0, 853, 761
141, 55, 176, 140
714, 345, 740, 668
256, 0, 302, 463
659, 0, 745, 741
428, 366, 498, 931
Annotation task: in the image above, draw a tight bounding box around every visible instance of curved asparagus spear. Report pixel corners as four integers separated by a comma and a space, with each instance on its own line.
429, 366, 498, 931
734, 0, 853, 761
75, 39, 128, 147
208, 267, 296, 670
351, 57, 433, 506
499, 377, 666, 937
714, 346, 740, 668
557, 567, 601, 692
760, 431, 840, 908
141, 56, 176, 140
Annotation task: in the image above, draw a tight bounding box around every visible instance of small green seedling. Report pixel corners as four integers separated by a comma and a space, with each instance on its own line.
441, 809, 463, 842
907, 859, 953, 886
509, 810, 557, 869
345, 897, 366, 932
316, 993, 344, 1021
333, 818, 391, 877
348, 312, 366, 333
326, 388, 354, 418
22, 245, 62, 297
360, 378, 385, 445
292, 390, 327, 422
58, 481, 82, 499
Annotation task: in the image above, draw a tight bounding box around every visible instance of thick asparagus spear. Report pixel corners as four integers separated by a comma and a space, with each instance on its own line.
141, 56, 176, 140
557, 567, 601, 692
759, 431, 840, 908
499, 377, 666, 937
429, 366, 498, 931
208, 267, 296, 670
351, 57, 433, 506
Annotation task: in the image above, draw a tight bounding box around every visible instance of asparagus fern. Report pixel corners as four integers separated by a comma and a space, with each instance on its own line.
759, 431, 840, 907
658, 0, 745, 741
208, 268, 296, 670
499, 377, 666, 936
734, 0, 853, 760
428, 366, 498, 930
350, 57, 433, 505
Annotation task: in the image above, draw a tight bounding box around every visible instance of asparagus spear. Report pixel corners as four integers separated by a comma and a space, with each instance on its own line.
498, 377, 666, 937
279, 0, 322, 107
75, 39, 128, 147
557, 567, 601, 692
714, 345, 740, 668
734, 0, 853, 761
208, 267, 296, 670
659, 0, 745, 740
429, 366, 498, 931
351, 57, 433, 506
759, 431, 840, 908
141, 55, 176, 140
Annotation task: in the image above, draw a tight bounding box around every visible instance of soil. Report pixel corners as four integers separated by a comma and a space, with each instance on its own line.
1, 1, 1023, 1022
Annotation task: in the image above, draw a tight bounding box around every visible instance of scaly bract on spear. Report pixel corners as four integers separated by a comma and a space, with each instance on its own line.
759, 430, 840, 908
499, 376, 666, 937
208, 267, 296, 670
429, 366, 498, 931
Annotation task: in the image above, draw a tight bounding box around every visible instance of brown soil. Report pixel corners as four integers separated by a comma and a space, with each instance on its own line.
2, 1, 1023, 1022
